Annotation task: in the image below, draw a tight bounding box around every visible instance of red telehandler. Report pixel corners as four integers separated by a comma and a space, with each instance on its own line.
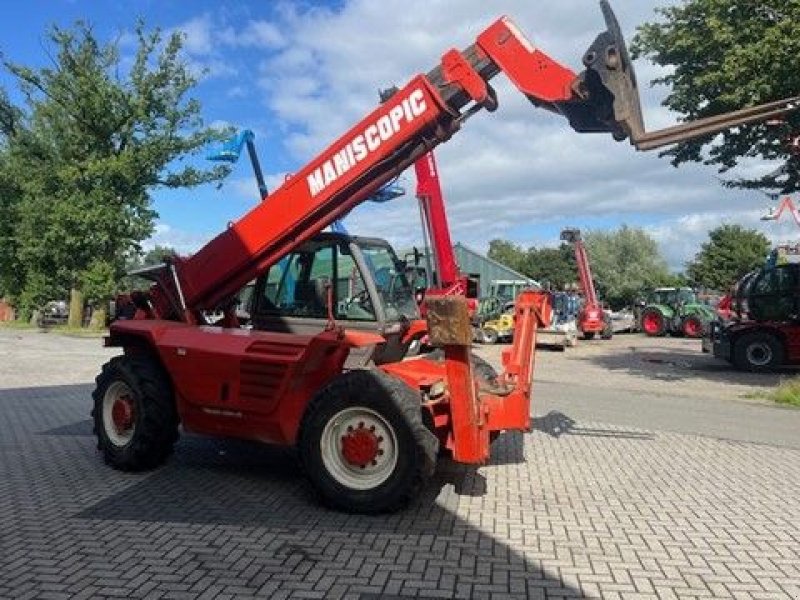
93, 1, 799, 513
560, 228, 612, 340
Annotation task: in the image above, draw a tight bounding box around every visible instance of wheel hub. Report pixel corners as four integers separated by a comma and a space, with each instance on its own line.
643, 313, 660, 333
748, 343, 771, 366
111, 395, 135, 433
341, 424, 381, 467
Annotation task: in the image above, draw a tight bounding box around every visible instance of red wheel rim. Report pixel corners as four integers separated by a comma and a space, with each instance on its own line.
341, 425, 381, 467
684, 318, 702, 338
111, 394, 135, 433
642, 312, 661, 334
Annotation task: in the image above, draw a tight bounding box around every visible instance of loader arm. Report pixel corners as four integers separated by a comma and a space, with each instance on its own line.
413, 151, 459, 290
156, 0, 799, 319
561, 229, 598, 309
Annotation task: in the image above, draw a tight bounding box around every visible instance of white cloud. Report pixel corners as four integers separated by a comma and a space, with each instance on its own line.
144, 223, 213, 255
244, 0, 786, 256
220, 20, 286, 49
648, 206, 800, 271
164, 1, 790, 272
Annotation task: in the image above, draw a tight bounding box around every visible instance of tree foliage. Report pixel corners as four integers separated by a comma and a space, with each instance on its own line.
631, 1, 800, 193
584, 226, 675, 309
0, 22, 229, 317
686, 224, 769, 290
487, 239, 577, 290
489, 226, 673, 307
486, 240, 527, 275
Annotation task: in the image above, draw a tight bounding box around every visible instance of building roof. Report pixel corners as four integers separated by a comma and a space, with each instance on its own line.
453, 242, 539, 286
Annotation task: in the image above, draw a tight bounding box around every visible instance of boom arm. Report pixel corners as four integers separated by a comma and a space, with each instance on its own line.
561, 229, 598, 308
413, 151, 459, 288
153, 1, 799, 319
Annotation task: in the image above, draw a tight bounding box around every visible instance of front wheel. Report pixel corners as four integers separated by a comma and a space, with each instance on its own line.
733, 332, 784, 372
582, 331, 596, 340
482, 327, 499, 344
91, 355, 179, 471
640, 309, 666, 337
299, 370, 438, 513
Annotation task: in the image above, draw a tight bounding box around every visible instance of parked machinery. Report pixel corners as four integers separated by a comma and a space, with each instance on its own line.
638, 287, 715, 338
560, 228, 612, 340
94, 1, 799, 512
708, 254, 800, 371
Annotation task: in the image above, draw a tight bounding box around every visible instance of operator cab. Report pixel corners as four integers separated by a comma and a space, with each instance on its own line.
741, 264, 800, 322
649, 287, 696, 306
247, 232, 419, 365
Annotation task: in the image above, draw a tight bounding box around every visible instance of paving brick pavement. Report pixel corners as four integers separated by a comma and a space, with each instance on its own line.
1, 384, 799, 599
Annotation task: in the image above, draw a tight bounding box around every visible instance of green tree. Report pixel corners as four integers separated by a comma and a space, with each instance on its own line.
487, 239, 527, 274
584, 226, 673, 309
632, 1, 800, 192
0, 22, 230, 321
686, 224, 769, 290
525, 245, 577, 290
488, 239, 578, 289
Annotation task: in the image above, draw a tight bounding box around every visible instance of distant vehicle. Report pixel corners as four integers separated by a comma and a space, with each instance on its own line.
707, 262, 800, 371
638, 287, 714, 338
37, 301, 68, 327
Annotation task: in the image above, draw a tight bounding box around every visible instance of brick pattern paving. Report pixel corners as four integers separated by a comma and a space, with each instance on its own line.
1, 384, 798, 599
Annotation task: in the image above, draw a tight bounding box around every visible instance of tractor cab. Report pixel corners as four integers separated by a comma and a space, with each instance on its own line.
247, 232, 419, 365
649, 287, 697, 307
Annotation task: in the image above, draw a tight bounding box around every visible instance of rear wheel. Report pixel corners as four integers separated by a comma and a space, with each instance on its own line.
299, 370, 437, 513
640, 309, 666, 336
582, 331, 596, 340
91, 355, 179, 471
681, 315, 705, 338
733, 332, 784, 372
601, 318, 613, 340
482, 327, 499, 344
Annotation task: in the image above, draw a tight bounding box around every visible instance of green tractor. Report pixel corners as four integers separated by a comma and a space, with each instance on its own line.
637, 287, 715, 338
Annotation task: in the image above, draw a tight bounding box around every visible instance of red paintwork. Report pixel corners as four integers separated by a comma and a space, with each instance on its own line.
642, 312, 662, 335
414, 152, 459, 288
563, 230, 605, 336
716, 294, 733, 320
111, 396, 134, 433
113, 319, 382, 445
341, 427, 380, 467
682, 317, 702, 338
476, 18, 576, 104
412, 152, 480, 318
111, 17, 581, 465
723, 320, 800, 365
764, 196, 800, 228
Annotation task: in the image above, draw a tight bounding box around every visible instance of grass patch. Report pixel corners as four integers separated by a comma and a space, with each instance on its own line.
0, 320, 39, 330
50, 324, 107, 338
767, 377, 800, 407
0, 320, 106, 337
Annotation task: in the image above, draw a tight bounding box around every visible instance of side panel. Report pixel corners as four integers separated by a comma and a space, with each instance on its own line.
110, 320, 355, 444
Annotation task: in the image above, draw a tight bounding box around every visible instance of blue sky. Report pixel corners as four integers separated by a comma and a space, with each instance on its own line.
1, 0, 795, 271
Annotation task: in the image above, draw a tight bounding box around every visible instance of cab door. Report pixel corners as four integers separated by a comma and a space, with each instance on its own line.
250, 239, 382, 366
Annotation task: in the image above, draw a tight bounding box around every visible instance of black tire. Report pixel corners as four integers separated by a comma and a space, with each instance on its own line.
91, 355, 179, 471
582, 331, 596, 340
732, 332, 784, 372
482, 327, 499, 344
299, 369, 438, 513
425, 349, 499, 385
